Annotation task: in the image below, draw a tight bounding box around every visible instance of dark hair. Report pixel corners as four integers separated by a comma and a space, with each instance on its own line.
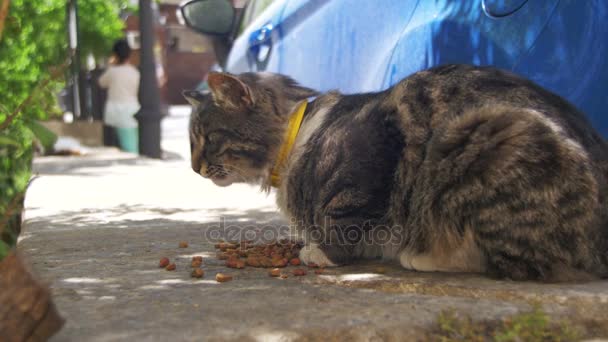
112, 39, 131, 64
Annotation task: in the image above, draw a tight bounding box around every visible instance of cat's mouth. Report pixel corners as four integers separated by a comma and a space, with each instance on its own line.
210, 174, 233, 187
205, 165, 234, 187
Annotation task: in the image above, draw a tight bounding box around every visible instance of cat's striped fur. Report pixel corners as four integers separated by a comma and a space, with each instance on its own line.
185, 65, 608, 282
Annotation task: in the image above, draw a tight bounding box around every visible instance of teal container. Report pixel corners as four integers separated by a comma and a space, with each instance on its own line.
116, 127, 139, 154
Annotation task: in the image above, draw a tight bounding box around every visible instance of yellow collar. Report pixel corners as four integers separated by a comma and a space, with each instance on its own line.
270, 100, 308, 188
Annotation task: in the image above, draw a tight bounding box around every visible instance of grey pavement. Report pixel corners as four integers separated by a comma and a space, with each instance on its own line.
18, 106, 608, 341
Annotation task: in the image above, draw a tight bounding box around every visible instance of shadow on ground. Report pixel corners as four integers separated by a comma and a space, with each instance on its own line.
33, 149, 183, 177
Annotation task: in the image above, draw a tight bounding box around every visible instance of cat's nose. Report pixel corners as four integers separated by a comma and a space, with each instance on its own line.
191, 156, 207, 177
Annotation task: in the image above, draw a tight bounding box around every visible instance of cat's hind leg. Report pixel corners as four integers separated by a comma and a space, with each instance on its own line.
397, 105, 600, 281
398, 229, 486, 273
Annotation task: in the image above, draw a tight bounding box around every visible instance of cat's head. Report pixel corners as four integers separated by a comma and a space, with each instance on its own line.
183, 72, 317, 187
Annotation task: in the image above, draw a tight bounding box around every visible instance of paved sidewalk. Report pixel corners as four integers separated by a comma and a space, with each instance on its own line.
18, 108, 608, 341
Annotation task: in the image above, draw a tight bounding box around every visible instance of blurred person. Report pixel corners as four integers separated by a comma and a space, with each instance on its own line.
98, 39, 140, 153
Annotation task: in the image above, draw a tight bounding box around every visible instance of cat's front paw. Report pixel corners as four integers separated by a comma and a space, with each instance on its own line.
298, 244, 337, 267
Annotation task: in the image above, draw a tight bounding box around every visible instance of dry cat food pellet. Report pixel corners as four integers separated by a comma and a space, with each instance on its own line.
218, 242, 237, 251
259, 257, 273, 268
292, 269, 307, 276
269, 268, 281, 277
179, 241, 189, 248
307, 262, 318, 268
314, 269, 325, 275
289, 258, 301, 266
214, 239, 304, 269
272, 258, 288, 268
191, 256, 204, 267
165, 263, 176, 271
216, 273, 233, 282
159, 257, 170, 268
226, 259, 246, 269
191, 268, 204, 278
245, 257, 260, 267
280, 274, 289, 279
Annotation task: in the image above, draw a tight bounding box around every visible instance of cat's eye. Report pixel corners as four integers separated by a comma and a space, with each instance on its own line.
206, 132, 221, 143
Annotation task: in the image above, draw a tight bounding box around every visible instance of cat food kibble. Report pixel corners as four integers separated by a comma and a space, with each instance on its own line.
226, 259, 246, 269
192, 256, 203, 262
245, 257, 260, 267
225, 258, 237, 268
212, 239, 305, 283
191, 268, 204, 278
159, 257, 170, 268
150, 241, 319, 283
191, 256, 204, 267
218, 242, 237, 251
259, 257, 273, 268
153, 240, 309, 282
292, 269, 307, 276
216, 273, 233, 282
272, 258, 288, 268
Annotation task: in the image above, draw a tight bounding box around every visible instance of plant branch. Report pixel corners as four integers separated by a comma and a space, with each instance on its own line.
0, 0, 9, 41
0, 191, 24, 235
0, 175, 36, 237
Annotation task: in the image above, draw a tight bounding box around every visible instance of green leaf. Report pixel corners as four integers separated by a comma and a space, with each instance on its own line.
0, 240, 10, 260
0, 135, 21, 148
25, 120, 57, 150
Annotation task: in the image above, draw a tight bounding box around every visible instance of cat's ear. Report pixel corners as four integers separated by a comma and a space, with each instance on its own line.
207, 72, 254, 110
182, 90, 208, 107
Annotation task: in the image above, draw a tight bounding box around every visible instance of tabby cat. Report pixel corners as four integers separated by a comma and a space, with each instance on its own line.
184, 65, 608, 282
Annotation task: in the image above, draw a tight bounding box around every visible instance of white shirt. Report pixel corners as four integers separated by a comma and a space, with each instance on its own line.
98, 64, 141, 128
